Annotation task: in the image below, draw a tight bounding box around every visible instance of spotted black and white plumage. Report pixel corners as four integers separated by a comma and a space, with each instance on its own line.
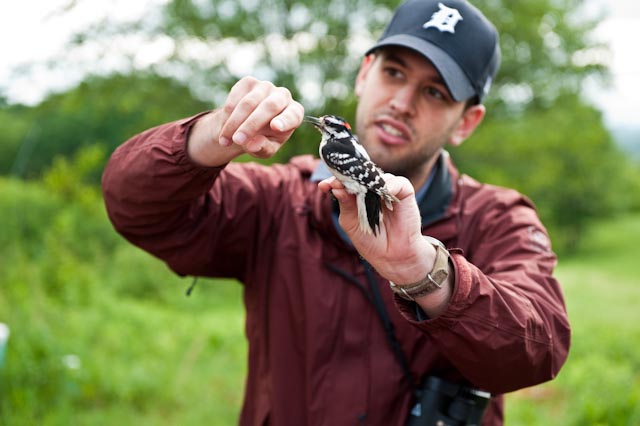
305, 114, 399, 236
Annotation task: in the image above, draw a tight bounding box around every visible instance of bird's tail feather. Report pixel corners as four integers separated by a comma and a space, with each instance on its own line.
363, 191, 382, 236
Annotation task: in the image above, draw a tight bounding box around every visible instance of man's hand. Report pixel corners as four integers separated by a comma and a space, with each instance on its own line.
188, 76, 304, 166
318, 174, 452, 317
318, 174, 430, 281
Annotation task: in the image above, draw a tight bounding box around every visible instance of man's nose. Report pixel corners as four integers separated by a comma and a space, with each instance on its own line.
389, 86, 416, 115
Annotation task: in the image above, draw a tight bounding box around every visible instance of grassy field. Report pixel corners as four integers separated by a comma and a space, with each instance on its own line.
1, 181, 639, 425
506, 215, 640, 425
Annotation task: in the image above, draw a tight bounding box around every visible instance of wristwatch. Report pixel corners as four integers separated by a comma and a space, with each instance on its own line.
389, 236, 450, 301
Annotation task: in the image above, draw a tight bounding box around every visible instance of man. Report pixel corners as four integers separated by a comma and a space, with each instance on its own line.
102, 0, 570, 424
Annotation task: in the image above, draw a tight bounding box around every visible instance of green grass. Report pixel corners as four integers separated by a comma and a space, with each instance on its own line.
1, 174, 639, 425
506, 215, 640, 425
1, 271, 248, 425
0, 226, 247, 424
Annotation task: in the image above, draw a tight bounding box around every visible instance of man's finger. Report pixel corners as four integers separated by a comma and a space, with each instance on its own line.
234, 87, 294, 140
219, 78, 273, 146
270, 99, 305, 133
318, 178, 358, 212
382, 173, 415, 200
244, 136, 284, 159
318, 176, 339, 193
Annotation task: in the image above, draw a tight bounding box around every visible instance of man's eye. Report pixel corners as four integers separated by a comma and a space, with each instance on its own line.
384, 67, 403, 79
424, 86, 446, 100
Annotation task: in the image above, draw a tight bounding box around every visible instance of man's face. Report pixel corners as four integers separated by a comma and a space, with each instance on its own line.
354, 47, 483, 186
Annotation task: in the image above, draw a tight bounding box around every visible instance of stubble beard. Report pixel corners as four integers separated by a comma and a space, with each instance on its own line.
359, 130, 444, 186
372, 146, 434, 180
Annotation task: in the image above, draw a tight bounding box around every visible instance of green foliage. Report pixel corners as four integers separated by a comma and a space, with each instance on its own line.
2, 73, 210, 179
451, 94, 637, 252
69, 0, 605, 117
507, 214, 640, 425
0, 103, 33, 175
0, 174, 247, 424
43, 144, 108, 203
0, 2, 636, 423
2, 0, 620, 250
2, 171, 640, 424
475, 0, 606, 115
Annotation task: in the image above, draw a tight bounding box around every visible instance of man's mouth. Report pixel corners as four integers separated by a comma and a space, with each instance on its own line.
375, 118, 411, 145
381, 123, 404, 137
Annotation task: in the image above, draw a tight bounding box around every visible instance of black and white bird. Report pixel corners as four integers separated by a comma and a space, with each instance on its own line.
305, 114, 399, 236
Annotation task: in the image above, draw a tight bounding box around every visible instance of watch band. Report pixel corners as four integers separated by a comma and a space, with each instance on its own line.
389, 237, 450, 301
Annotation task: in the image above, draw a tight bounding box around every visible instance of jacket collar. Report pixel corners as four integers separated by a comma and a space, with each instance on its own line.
418, 151, 454, 227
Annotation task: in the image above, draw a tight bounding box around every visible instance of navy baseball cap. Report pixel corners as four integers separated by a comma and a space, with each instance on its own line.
366, 0, 501, 102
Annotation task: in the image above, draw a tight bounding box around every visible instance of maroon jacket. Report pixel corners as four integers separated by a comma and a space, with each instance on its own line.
102, 114, 570, 425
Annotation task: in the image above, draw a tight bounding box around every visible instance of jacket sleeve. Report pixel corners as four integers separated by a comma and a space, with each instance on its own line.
102, 113, 283, 280
396, 189, 571, 394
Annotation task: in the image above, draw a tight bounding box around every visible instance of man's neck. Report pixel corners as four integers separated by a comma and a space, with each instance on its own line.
407, 149, 443, 190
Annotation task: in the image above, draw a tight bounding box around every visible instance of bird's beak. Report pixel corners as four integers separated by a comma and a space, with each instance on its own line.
304, 116, 322, 129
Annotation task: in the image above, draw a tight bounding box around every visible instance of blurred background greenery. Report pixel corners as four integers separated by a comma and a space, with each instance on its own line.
1, 0, 639, 424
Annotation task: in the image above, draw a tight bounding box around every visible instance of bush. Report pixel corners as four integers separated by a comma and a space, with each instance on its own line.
0, 175, 247, 425
451, 95, 636, 253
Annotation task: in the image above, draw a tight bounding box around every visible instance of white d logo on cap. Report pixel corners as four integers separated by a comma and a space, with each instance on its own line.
423, 2, 463, 34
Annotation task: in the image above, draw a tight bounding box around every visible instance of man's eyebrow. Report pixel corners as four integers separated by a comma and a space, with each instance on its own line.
382, 52, 408, 68
381, 52, 446, 85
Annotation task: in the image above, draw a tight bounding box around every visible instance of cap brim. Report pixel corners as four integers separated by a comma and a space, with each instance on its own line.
366, 35, 475, 102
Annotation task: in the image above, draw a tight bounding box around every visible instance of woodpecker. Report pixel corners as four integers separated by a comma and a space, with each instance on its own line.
305, 115, 399, 236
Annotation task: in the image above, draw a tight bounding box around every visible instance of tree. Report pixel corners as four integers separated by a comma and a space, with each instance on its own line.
451, 94, 632, 252
10, 0, 634, 251
1, 73, 210, 179
58, 0, 609, 159
64, 0, 607, 113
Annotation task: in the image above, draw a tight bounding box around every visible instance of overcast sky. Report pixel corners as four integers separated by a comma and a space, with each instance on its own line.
1, 0, 638, 128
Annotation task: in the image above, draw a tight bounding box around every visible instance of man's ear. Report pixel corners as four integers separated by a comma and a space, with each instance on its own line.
449, 104, 486, 147
355, 54, 376, 97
